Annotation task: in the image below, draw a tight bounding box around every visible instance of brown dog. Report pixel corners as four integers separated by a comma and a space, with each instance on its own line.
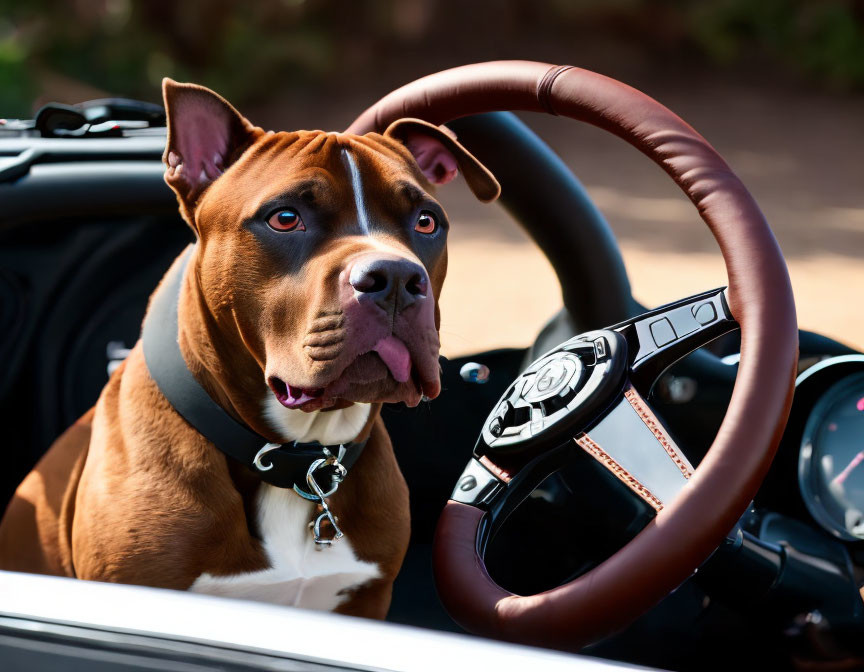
0, 79, 499, 618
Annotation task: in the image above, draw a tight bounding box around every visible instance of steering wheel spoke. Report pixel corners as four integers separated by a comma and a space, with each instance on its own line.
576, 383, 693, 511
454, 378, 692, 529
460, 293, 726, 542
613, 288, 738, 396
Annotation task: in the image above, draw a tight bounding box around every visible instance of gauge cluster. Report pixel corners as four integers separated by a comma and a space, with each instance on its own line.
794, 356, 864, 543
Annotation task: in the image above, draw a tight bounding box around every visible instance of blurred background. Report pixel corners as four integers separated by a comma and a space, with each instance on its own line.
2, 0, 863, 356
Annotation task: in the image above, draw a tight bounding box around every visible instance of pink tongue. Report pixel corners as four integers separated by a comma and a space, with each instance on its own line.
372, 336, 412, 383
285, 385, 321, 408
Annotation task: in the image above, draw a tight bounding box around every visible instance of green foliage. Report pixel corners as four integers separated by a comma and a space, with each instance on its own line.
0, 0, 862, 118
0, 5, 38, 116
686, 0, 864, 89
0, 0, 338, 117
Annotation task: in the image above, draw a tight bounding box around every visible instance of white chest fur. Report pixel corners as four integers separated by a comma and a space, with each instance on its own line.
262, 397, 372, 445
190, 483, 380, 610
190, 401, 380, 610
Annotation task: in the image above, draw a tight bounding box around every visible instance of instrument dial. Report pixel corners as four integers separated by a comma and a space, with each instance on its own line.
799, 372, 864, 541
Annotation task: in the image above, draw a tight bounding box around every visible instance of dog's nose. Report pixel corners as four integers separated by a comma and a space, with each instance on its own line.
349, 256, 429, 313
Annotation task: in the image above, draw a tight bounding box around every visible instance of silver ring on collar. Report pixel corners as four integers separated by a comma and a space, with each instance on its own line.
293, 456, 347, 500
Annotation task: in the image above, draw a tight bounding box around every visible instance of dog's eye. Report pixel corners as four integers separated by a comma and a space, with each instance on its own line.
415, 211, 438, 234
267, 209, 305, 232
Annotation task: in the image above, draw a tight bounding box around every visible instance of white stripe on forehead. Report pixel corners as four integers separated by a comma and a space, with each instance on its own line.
341, 147, 371, 235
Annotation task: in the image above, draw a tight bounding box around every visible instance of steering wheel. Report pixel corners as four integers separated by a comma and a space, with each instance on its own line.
347, 61, 798, 650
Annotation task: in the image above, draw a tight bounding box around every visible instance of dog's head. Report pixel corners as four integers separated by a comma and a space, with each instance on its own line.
161, 79, 499, 420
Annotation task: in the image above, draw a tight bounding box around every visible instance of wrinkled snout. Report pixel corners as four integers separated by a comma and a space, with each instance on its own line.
322, 250, 441, 405
348, 254, 429, 316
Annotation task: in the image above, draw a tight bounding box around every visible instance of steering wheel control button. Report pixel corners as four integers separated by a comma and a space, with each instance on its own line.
479, 329, 628, 453
692, 301, 717, 325
593, 337, 608, 361
625, 290, 736, 391
649, 318, 676, 347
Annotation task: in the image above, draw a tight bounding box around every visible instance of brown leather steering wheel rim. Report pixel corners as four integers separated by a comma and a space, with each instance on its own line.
347, 61, 798, 650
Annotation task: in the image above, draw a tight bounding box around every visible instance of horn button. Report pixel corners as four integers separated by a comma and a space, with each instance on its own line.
482, 329, 628, 453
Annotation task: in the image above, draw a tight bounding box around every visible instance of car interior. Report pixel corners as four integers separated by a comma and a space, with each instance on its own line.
1, 63, 863, 671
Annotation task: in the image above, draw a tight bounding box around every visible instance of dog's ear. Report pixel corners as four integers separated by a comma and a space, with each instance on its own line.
384, 118, 500, 203
162, 78, 261, 228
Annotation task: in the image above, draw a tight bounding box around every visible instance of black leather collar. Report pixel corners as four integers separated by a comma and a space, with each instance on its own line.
142, 245, 367, 491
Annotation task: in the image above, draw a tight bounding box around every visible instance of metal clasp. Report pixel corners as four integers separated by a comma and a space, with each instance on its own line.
292, 446, 347, 501
254, 443, 348, 548
302, 448, 347, 548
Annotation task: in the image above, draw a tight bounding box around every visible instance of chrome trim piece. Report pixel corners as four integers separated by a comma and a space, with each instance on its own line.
451, 459, 503, 506
795, 354, 864, 387
0, 571, 648, 671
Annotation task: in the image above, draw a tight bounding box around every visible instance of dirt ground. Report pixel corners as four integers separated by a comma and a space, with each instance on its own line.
255, 72, 864, 358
